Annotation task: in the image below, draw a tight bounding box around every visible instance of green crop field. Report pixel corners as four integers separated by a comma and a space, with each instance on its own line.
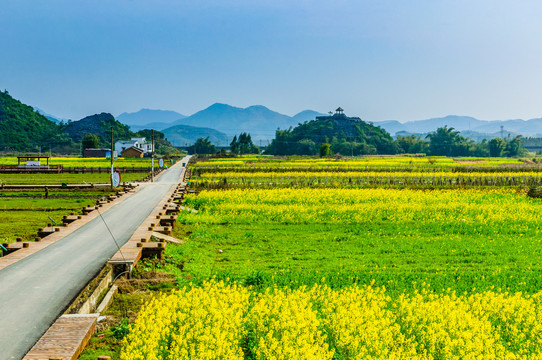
0, 188, 114, 243
167, 187, 542, 295
0, 156, 168, 168
0, 172, 149, 185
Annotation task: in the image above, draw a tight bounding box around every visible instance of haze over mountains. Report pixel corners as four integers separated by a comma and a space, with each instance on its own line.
8, 84, 542, 153
160, 124, 229, 147
36, 101, 542, 147
33, 107, 68, 124
117, 104, 327, 146
372, 115, 542, 139
117, 109, 187, 131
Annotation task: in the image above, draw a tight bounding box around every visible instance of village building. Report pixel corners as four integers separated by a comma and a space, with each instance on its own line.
83, 148, 111, 158
114, 137, 153, 155
121, 146, 145, 158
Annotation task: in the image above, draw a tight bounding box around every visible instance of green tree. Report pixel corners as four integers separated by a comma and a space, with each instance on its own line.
320, 143, 331, 157
230, 135, 239, 154
230, 132, 259, 154
469, 139, 490, 157
505, 136, 526, 157
488, 138, 507, 157
188, 137, 217, 155
396, 135, 429, 154
294, 139, 318, 155
265, 129, 294, 155
426, 126, 470, 156
81, 133, 99, 152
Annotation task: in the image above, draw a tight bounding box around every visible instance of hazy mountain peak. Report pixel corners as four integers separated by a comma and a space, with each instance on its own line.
33, 107, 69, 123
246, 105, 271, 111
117, 108, 186, 126
373, 114, 542, 138
293, 110, 326, 122
442, 115, 478, 120
170, 103, 297, 139
207, 103, 238, 110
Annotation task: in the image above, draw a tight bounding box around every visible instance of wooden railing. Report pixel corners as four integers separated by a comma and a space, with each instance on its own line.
0, 164, 63, 173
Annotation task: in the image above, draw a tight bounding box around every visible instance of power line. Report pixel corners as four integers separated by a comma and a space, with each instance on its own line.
96, 207, 127, 264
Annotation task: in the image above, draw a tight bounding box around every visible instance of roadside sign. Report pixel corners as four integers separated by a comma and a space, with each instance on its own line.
159, 158, 164, 168
112, 172, 121, 187
106, 151, 118, 160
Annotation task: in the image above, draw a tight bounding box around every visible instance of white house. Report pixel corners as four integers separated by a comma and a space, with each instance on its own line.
114, 137, 154, 155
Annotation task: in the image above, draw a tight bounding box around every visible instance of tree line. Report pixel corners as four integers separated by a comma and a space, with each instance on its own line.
398, 126, 526, 157
190, 126, 527, 157
187, 132, 260, 155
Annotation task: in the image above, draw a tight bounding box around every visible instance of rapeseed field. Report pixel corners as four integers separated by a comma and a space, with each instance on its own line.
119, 156, 542, 359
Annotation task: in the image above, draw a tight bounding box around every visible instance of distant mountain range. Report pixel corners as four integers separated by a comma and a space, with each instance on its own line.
34, 103, 542, 146
114, 105, 326, 145
373, 115, 542, 139
117, 109, 187, 130
172, 103, 295, 136
161, 124, 229, 147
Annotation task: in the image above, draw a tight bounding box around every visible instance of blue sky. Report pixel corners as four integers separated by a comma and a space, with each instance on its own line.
2, 0, 542, 122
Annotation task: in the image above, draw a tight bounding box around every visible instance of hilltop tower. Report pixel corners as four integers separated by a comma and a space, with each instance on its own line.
315, 107, 361, 122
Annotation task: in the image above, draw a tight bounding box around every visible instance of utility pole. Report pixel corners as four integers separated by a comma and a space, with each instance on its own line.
110, 126, 114, 190
151, 129, 154, 182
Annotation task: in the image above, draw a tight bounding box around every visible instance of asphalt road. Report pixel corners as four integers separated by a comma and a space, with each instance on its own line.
0, 156, 189, 360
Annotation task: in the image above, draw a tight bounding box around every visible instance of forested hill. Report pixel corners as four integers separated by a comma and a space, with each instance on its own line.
63, 112, 131, 146
0, 90, 72, 151
266, 112, 397, 155
0, 91, 178, 154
